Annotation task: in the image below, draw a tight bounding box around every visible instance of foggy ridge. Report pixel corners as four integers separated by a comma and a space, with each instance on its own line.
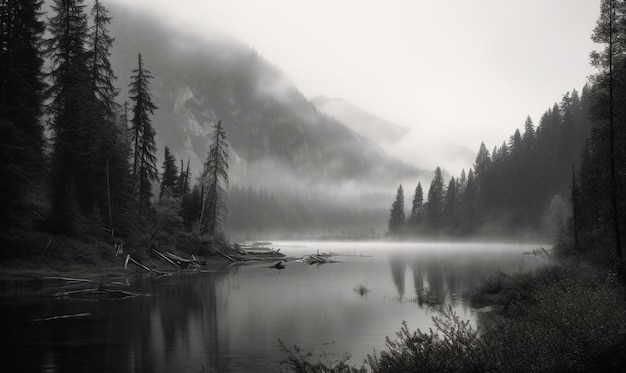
311, 96, 410, 145
107, 3, 423, 195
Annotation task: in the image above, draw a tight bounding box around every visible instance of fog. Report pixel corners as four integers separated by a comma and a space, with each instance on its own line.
55, 0, 593, 239
110, 0, 600, 175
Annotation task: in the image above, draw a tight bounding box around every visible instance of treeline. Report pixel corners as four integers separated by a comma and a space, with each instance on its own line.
388, 86, 592, 239
0, 0, 228, 257
389, 0, 626, 274
227, 186, 387, 239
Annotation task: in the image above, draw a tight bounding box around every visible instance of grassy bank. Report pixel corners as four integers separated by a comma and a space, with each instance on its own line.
280, 253, 626, 372
0, 228, 232, 293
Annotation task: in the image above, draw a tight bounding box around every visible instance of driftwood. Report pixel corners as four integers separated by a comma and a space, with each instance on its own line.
152, 249, 179, 267
152, 249, 205, 269
32, 312, 93, 322
214, 245, 238, 262
223, 241, 286, 262
298, 251, 336, 265
125, 254, 164, 275
42, 276, 98, 284
54, 288, 141, 300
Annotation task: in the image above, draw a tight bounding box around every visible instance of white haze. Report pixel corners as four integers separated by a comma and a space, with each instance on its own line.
111, 0, 600, 176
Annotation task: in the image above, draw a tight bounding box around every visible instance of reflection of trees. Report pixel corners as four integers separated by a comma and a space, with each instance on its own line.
425, 259, 444, 295
152, 271, 230, 372
405, 252, 523, 304
390, 258, 406, 298
1, 271, 232, 373
412, 260, 424, 291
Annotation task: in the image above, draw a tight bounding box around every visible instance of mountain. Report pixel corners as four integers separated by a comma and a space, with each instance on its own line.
311, 96, 410, 145
107, 4, 421, 194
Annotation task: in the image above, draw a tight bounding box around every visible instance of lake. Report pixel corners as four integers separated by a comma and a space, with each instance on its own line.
0, 241, 549, 372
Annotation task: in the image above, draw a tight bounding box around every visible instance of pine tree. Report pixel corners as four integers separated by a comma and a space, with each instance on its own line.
85, 0, 136, 236
388, 184, 406, 234
584, 0, 626, 270
522, 116, 536, 151
409, 183, 424, 227
0, 0, 46, 227
508, 129, 523, 155
444, 177, 458, 230
44, 0, 98, 233
129, 53, 158, 218
462, 169, 478, 232
87, 0, 118, 117
160, 146, 178, 199
474, 142, 492, 181
426, 167, 446, 231
175, 158, 191, 198
201, 120, 229, 236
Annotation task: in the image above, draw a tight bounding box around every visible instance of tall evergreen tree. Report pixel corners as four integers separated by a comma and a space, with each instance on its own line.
584, 0, 626, 269
462, 169, 478, 232
129, 52, 158, 218
0, 0, 46, 227
444, 177, 458, 229
84, 0, 135, 235
175, 158, 191, 198
160, 146, 178, 199
201, 120, 229, 236
44, 0, 98, 233
87, 0, 118, 116
474, 142, 492, 181
522, 116, 536, 151
409, 183, 424, 226
388, 184, 406, 234
426, 167, 446, 231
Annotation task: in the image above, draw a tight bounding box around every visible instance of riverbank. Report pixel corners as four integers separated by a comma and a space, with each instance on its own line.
280, 250, 626, 372
0, 228, 240, 294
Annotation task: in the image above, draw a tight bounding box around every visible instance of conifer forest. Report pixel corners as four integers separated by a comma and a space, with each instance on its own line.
3, 1, 626, 372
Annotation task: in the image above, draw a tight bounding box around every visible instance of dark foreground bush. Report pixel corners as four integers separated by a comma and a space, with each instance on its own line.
279, 340, 366, 373
366, 307, 490, 373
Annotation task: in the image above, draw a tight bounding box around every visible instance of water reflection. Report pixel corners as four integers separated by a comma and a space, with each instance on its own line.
0, 242, 548, 372
0, 271, 234, 372
390, 258, 406, 299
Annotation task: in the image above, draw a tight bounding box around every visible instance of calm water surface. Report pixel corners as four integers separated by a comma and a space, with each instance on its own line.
0, 241, 549, 372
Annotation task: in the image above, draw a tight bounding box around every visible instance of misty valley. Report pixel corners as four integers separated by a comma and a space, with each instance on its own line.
3, 0, 626, 372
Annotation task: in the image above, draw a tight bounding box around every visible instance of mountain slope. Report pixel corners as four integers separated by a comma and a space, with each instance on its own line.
311, 96, 410, 144
107, 4, 421, 192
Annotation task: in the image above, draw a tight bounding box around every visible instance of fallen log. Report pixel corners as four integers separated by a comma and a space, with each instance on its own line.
42, 276, 98, 284
214, 245, 239, 262
54, 288, 141, 300
152, 249, 180, 268
164, 251, 201, 269
124, 254, 164, 275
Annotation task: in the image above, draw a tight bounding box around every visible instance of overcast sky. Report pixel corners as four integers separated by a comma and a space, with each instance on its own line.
114, 0, 601, 175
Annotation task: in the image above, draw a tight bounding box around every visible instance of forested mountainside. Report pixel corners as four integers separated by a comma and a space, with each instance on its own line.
107, 3, 420, 191
390, 85, 593, 239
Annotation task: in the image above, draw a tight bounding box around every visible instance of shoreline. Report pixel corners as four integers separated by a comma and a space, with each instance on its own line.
0, 255, 235, 296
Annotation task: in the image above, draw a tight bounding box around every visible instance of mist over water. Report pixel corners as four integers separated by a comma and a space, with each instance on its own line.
0, 241, 549, 372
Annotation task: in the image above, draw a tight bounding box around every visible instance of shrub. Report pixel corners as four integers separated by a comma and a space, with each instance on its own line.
366, 306, 492, 373
279, 340, 365, 373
